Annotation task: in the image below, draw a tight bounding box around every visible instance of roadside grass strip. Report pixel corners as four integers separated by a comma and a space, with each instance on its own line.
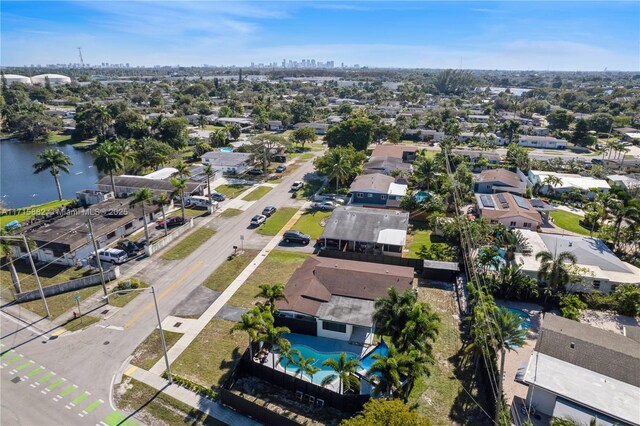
43, 378, 65, 394
101, 411, 139, 426
66, 391, 90, 409
24, 366, 44, 379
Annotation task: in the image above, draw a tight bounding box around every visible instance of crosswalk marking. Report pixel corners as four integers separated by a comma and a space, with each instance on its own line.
13, 360, 34, 373
25, 366, 44, 379
2, 354, 22, 367
36, 372, 55, 385
83, 399, 104, 414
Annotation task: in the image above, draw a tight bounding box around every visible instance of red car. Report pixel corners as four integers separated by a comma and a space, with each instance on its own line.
156, 216, 185, 227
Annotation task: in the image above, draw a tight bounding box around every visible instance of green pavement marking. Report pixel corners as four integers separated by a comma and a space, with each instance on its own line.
36, 372, 55, 384
102, 411, 139, 426
71, 392, 90, 405
4, 355, 22, 365
25, 367, 44, 378
83, 399, 103, 413
1, 350, 14, 358
47, 379, 65, 391
15, 360, 34, 371
59, 385, 77, 397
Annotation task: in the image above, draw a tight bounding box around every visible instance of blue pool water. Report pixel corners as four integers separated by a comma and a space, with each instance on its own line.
220, 147, 233, 152
359, 340, 389, 371
506, 307, 531, 330
415, 191, 431, 202
279, 344, 359, 384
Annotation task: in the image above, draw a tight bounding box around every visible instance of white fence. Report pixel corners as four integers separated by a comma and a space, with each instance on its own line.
144, 219, 195, 256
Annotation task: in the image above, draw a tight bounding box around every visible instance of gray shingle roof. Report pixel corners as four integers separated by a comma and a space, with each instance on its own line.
320, 206, 409, 244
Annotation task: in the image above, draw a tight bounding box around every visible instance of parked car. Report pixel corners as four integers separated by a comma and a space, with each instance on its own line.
316, 201, 337, 211
209, 192, 226, 202
250, 215, 267, 227
290, 181, 304, 191
156, 216, 185, 227
275, 165, 287, 173
273, 154, 287, 163
116, 239, 142, 256
247, 168, 263, 176
262, 206, 277, 217
591, 158, 603, 164
96, 248, 128, 264
323, 196, 345, 205
283, 230, 311, 245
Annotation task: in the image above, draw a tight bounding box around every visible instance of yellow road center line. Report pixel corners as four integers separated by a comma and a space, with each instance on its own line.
124, 260, 203, 329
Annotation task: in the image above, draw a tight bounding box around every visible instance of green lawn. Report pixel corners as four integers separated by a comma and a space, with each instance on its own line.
160, 228, 216, 260
293, 179, 324, 199
241, 186, 273, 201
214, 184, 252, 199
410, 287, 487, 425
1, 262, 95, 299
172, 318, 247, 391
299, 152, 314, 161
130, 329, 184, 370
48, 133, 72, 143
406, 221, 452, 258
115, 377, 225, 426
20, 286, 102, 319
219, 208, 243, 218
108, 282, 149, 308
62, 315, 99, 332
290, 210, 331, 239
0, 199, 74, 227
550, 210, 590, 235
202, 250, 259, 292
227, 250, 309, 309
203, 125, 225, 131
257, 208, 298, 236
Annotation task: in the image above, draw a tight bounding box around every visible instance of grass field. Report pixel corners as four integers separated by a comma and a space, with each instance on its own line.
202, 250, 259, 292
62, 315, 99, 332
550, 210, 590, 235
290, 210, 331, 239
227, 250, 308, 309
293, 179, 324, 200
160, 228, 216, 260
20, 285, 101, 319
115, 377, 225, 426
299, 152, 314, 161
214, 184, 252, 199
130, 329, 184, 370
257, 208, 298, 236
410, 287, 487, 425
48, 133, 72, 143
0, 199, 74, 227
241, 186, 273, 201
172, 318, 246, 390
108, 282, 149, 308
219, 208, 243, 218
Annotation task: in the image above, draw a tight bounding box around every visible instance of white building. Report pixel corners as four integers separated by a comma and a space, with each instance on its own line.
516, 135, 567, 149
528, 170, 610, 199
30, 74, 71, 85
3, 74, 32, 85
201, 151, 254, 174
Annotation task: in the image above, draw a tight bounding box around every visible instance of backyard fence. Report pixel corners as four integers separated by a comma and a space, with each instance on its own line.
144, 219, 194, 256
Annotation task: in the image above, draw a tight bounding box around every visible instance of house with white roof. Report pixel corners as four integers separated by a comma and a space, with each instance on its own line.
516, 135, 567, 149
528, 170, 610, 199
348, 173, 408, 208
515, 229, 640, 293
607, 174, 640, 193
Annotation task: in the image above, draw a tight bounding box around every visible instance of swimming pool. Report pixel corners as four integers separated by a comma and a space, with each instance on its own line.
506, 307, 531, 330
220, 147, 233, 152
414, 191, 431, 202
359, 340, 389, 371
279, 344, 359, 384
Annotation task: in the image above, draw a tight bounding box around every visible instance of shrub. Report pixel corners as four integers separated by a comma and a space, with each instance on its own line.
161, 372, 218, 400
613, 285, 640, 317
560, 294, 587, 321
115, 278, 143, 292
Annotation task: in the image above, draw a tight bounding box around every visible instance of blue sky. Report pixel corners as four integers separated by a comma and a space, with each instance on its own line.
1, 1, 639, 71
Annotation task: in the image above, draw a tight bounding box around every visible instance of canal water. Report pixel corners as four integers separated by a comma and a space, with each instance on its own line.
0, 140, 102, 209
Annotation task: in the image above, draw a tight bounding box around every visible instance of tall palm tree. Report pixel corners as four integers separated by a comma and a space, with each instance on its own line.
170, 177, 188, 221
231, 307, 272, 360
493, 307, 526, 424
396, 303, 440, 355
293, 355, 317, 381
257, 325, 290, 370
412, 155, 437, 191
320, 352, 361, 394
209, 128, 229, 147
535, 250, 578, 302
477, 246, 502, 273
542, 175, 563, 196
257, 284, 287, 314
93, 141, 124, 196
33, 148, 73, 201
367, 350, 402, 398
373, 288, 417, 342
279, 344, 301, 376
324, 150, 352, 192
154, 193, 171, 237
93, 105, 112, 142
0, 230, 22, 294
203, 164, 215, 199
397, 348, 433, 402
612, 204, 638, 250
174, 161, 191, 179
130, 187, 154, 247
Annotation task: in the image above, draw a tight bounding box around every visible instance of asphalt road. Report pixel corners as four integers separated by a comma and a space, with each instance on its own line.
0, 156, 321, 426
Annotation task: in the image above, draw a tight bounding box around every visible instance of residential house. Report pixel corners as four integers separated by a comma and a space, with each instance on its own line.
515, 230, 640, 293
452, 149, 502, 164
268, 120, 284, 131
403, 129, 444, 142
275, 257, 414, 345
17, 197, 162, 266
475, 192, 543, 229
607, 174, 640, 193
214, 117, 253, 129
528, 170, 610, 199
467, 114, 491, 123
370, 144, 420, 162
516, 135, 567, 149
473, 169, 528, 196
522, 315, 640, 426
318, 206, 409, 256
293, 122, 329, 135
96, 175, 204, 198
363, 156, 412, 176
201, 151, 254, 174
349, 173, 408, 208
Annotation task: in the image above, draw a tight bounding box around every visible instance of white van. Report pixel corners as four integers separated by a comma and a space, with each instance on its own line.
185, 196, 218, 210
97, 248, 128, 264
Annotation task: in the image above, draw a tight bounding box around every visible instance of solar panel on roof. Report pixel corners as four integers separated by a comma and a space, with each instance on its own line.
496, 193, 509, 208
480, 195, 495, 208
530, 199, 545, 208
513, 195, 530, 210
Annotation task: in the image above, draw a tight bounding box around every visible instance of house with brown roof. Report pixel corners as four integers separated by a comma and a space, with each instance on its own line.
475, 192, 542, 230
370, 144, 420, 162
275, 257, 414, 344
521, 315, 640, 425
473, 169, 528, 196
348, 173, 408, 208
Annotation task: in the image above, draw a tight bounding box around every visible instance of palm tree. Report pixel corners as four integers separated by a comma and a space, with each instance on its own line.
174, 161, 191, 179
323, 150, 353, 192
33, 148, 73, 201
535, 250, 578, 303
93, 105, 112, 141
231, 307, 272, 360
367, 350, 402, 398
396, 303, 440, 355
320, 352, 361, 394
257, 284, 287, 314
209, 128, 229, 147
0, 230, 22, 294
93, 141, 124, 196
170, 177, 188, 221
542, 175, 563, 196
257, 325, 290, 370
493, 307, 526, 424
279, 344, 301, 376
293, 355, 317, 381
130, 187, 154, 247
397, 348, 433, 402
154, 193, 171, 237
203, 164, 215, 199
197, 115, 208, 129
477, 246, 502, 273
612, 204, 638, 250
373, 288, 417, 342
412, 155, 437, 191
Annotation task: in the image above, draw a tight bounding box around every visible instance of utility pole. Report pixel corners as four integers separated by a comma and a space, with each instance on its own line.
77, 47, 84, 67
22, 235, 50, 318
87, 219, 109, 302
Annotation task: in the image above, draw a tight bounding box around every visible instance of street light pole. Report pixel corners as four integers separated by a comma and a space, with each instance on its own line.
87, 219, 109, 303
21, 234, 50, 317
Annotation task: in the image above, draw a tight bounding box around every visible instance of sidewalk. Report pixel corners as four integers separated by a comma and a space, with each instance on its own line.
124, 364, 260, 426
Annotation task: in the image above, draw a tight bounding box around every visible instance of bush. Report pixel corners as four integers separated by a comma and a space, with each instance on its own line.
115, 278, 143, 292
560, 294, 587, 321
613, 285, 640, 317
580, 292, 616, 311
161, 372, 218, 400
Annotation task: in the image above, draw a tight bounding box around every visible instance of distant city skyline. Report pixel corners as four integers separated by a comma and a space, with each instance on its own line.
1, 1, 639, 71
